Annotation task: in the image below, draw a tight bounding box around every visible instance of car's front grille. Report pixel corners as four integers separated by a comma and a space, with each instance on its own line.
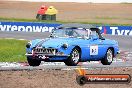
33, 48, 57, 55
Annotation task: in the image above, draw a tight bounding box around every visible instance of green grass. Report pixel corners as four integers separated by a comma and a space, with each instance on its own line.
95, 16, 132, 21
0, 17, 132, 26
0, 17, 58, 23
0, 39, 28, 62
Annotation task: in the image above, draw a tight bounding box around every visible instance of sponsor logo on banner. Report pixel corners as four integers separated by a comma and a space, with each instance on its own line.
0, 22, 61, 32
98, 26, 132, 35
0, 22, 132, 35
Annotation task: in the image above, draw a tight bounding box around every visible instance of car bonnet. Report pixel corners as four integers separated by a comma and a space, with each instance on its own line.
33, 38, 77, 48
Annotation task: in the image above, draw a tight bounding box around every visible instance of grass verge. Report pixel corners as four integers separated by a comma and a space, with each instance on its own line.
0, 17, 132, 26
0, 39, 28, 62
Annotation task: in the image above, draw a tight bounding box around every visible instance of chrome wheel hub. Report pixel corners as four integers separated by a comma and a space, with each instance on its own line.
107, 49, 113, 63
72, 49, 80, 63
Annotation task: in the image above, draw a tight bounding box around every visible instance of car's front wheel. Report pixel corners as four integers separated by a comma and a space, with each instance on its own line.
27, 57, 41, 66
64, 48, 80, 66
101, 49, 113, 65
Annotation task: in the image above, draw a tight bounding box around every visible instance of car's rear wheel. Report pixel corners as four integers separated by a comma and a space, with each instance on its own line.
101, 49, 113, 65
64, 48, 80, 66
27, 57, 41, 66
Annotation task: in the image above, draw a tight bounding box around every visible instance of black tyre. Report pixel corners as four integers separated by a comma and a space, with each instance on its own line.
76, 75, 87, 86
101, 49, 113, 65
27, 57, 41, 66
64, 47, 80, 66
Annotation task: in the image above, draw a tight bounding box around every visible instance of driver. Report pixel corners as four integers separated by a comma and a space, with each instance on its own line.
65, 30, 74, 37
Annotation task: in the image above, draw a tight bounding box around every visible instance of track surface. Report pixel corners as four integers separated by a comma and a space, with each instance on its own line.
0, 31, 132, 70
0, 31, 132, 51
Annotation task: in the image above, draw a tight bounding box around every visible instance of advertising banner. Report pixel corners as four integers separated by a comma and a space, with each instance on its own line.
0, 21, 61, 32
99, 26, 132, 36
0, 21, 132, 36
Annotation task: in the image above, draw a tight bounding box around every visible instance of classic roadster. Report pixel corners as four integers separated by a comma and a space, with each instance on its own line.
25, 24, 119, 66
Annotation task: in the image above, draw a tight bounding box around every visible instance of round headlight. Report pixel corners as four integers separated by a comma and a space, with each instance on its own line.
62, 43, 68, 49
26, 43, 31, 48
26, 41, 32, 48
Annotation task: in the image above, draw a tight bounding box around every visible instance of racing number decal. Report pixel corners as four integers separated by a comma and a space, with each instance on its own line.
90, 45, 98, 55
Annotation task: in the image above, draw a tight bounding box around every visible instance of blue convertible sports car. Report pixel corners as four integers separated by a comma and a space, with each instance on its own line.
25, 24, 119, 66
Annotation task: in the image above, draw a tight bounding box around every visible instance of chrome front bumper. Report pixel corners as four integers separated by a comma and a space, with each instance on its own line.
25, 53, 70, 57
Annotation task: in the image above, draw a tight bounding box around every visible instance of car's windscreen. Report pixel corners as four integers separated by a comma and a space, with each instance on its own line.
51, 28, 89, 39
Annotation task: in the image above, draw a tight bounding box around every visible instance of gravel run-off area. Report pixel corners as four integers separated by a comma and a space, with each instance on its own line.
0, 67, 132, 88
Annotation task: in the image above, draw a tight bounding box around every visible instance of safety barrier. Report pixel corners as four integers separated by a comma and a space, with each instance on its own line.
0, 21, 132, 35
0, 21, 60, 32
99, 26, 132, 36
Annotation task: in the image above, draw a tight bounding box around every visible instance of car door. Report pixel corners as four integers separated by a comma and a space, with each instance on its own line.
89, 30, 106, 60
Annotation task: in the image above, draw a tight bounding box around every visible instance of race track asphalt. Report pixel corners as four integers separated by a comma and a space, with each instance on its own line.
0, 31, 132, 70
0, 31, 131, 51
